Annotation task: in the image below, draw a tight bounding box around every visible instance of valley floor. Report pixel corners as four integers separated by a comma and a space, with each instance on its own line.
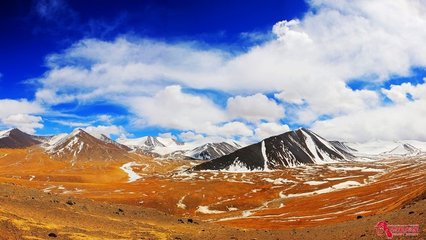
0, 183, 425, 240
0, 147, 425, 239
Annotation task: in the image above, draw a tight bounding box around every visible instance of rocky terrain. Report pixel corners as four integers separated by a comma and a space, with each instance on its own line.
0, 182, 424, 239
0, 128, 425, 239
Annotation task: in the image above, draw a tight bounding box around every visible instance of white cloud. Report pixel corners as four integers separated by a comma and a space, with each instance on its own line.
312, 98, 426, 142
382, 82, 426, 104
0, 99, 44, 133
51, 120, 90, 127
31, 0, 426, 141
2, 114, 43, 134
178, 122, 252, 143
179, 131, 205, 142
97, 114, 113, 123
83, 125, 126, 138
314, 81, 426, 142
227, 93, 285, 122
0, 99, 44, 118
254, 122, 290, 140
178, 130, 243, 145
274, 90, 305, 105
126, 85, 226, 132
204, 121, 253, 138
158, 132, 177, 139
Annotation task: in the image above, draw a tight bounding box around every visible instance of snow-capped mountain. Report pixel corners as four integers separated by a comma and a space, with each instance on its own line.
192, 128, 353, 171
118, 135, 241, 160
47, 129, 131, 162
3, 127, 425, 164
185, 142, 241, 160
382, 144, 421, 156
0, 128, 41, 148
117, 136, 185, 153
336, 140, 425, 157
97, 134, 131, 151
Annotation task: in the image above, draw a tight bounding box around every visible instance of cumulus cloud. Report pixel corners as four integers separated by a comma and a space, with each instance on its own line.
158, 132, 177, 140
2, 114, 43, 134
31, 0, 426, 141
204, 121, 253, 138
179, 131, 205, 142
254, 122, 290, 140
227, 93, 284, 122
0, 99, 44, 133
382, 81, 426, 104
312, 98, 426, 142
126, 85, 226, 131
0, 99, 44, 118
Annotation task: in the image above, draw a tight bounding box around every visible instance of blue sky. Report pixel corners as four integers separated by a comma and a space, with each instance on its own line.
1, 0, 426, 143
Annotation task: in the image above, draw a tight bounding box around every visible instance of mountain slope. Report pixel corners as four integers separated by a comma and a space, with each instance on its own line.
381, 143, 421, 156
337, 141, 425, 157
185, 142, 241, 160
47, 129, 131, 162
117, 136, 184, 153
0, 128, 41, 148
117, 136, 240, 160
193, 128, 352, 171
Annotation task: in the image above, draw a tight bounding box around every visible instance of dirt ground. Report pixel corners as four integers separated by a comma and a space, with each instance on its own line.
0, 147, 425, 239
0, 183, 424, 240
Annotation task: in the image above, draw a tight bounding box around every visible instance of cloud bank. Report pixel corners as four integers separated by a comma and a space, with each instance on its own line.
3, 0, 426, 142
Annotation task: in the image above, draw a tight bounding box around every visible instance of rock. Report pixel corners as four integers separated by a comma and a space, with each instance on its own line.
408, 211, 414, 214
66, 200, 75, 205
356, 215, 363, 219
48, 232, 57, 238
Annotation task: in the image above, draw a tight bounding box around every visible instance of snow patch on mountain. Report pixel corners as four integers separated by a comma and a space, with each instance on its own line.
224, 158, 263, 172
0, 129, 11, 139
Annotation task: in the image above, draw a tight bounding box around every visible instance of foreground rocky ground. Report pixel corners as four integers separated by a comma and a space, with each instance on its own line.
0, 147, 425, 239
0, 184, 426, 239
0, 183, 424, 239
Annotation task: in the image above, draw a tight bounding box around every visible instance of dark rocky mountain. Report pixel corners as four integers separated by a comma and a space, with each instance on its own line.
0, 128, 41, 148
192, 128, 353, 171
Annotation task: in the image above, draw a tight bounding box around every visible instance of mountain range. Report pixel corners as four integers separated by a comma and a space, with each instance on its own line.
1, 128, 425, 170
0, 128, 240, 162
193, 128, 426, 172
